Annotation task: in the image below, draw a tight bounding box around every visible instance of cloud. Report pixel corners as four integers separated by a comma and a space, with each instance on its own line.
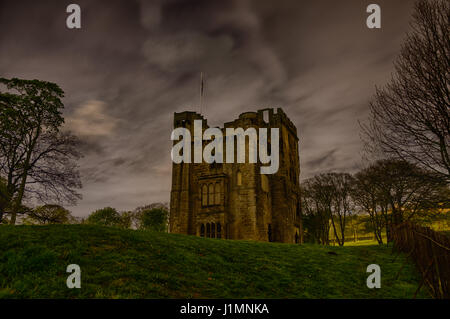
65, 100, 119, 137
0, 0, 417, 216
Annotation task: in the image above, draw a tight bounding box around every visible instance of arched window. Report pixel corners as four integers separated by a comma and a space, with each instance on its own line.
208, 184, 214, 205
217, 223, 221, 239
215, 183, 221, 205
200, 224, 205, 237
211, 223, 215, 238
202, 184, 208, 206
206, 223, 211, 238
237, 171, 242, 186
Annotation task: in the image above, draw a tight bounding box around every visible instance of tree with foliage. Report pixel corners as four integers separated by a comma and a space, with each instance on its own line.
86, 207, 122, 227
139, 208, 169, 232
133, 202, 169, 230
118, 210, 134, 229
362, 0, 450, 181
0, 78, 82, 224
24, 204, 76, 225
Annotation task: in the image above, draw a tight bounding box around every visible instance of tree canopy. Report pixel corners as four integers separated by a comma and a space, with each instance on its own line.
0, 78, 82, 224
139, 207, 169, 232
86, 207, 123, 227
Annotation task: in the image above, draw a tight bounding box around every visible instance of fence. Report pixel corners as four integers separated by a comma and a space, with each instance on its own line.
391, 222, 450, 299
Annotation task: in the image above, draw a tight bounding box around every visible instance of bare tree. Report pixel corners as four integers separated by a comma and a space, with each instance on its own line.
353, 166, 388, 243
362, 0, 450, 180
329, 173, 354, 246
24, 131, 82, 205
24, 204, 76, 225
301, 181, 331, 245
354, 159, 447, 243
301, 173, 353, 246
376, 160, 445, 226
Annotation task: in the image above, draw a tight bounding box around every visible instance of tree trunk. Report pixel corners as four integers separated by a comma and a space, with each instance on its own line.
10, 155, 32, 225
330, 216, 342, 246
10, 128, 40, 225
10, 176, 26, 225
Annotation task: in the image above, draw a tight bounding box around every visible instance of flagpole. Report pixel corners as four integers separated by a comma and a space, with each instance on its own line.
200, 72, 204, 115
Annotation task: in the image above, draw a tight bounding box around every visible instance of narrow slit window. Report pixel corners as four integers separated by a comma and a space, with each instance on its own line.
217, 223, 221, 239
215, 183, 221, 204
206, 223, 211, 238
208, 184, 214, 205
202, 184, 208, 206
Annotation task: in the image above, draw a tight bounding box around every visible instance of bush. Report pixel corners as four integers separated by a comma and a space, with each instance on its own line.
140, 208, 168, 232
86, 207, 122, 227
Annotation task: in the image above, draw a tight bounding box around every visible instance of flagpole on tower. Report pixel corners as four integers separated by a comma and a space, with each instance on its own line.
199, 72, 204, 115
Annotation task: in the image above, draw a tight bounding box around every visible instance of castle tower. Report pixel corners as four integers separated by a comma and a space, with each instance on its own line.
169, 108, 302, 243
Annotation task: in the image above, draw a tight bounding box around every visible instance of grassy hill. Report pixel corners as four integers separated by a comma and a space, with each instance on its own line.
0, 225, 429, 298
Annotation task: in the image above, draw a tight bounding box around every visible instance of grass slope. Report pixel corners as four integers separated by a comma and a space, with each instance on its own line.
0, 225, 429, 298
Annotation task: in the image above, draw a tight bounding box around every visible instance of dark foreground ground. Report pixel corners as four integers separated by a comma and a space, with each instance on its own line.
0, 225, 429, 298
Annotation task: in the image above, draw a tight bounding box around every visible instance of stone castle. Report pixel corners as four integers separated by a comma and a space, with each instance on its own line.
169, 108, 302, 243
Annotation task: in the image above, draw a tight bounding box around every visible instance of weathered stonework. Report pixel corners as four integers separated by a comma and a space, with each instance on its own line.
169, 108, 302, 243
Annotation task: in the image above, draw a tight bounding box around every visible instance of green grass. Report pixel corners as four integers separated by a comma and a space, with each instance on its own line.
0, 224, 429, 298
344, 239, 380, 246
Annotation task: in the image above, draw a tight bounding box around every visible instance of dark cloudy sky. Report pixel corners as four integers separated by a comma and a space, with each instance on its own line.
0, 0, 417, 217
